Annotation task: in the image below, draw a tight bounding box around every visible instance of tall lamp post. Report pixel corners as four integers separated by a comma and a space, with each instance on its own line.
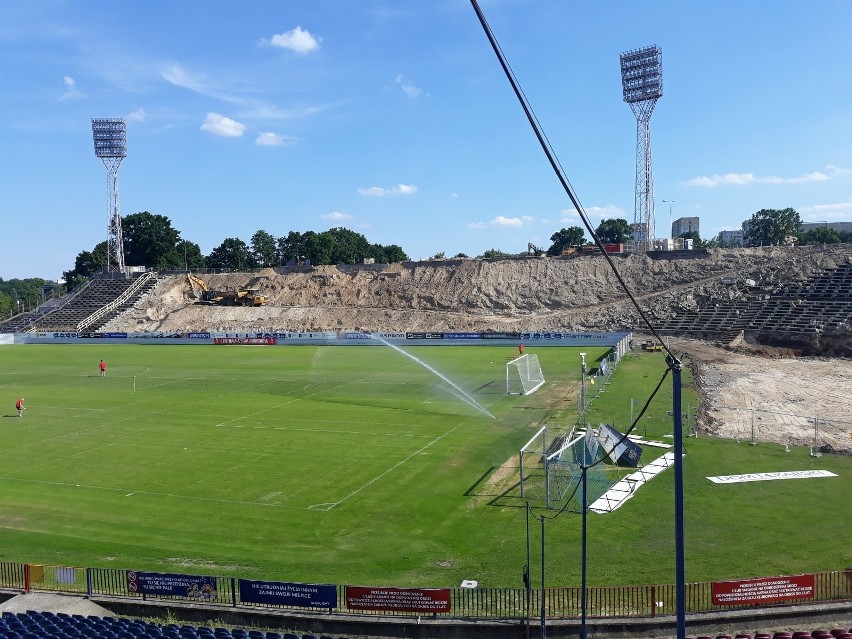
663, 200, 674, 240
579, 352, 587, 418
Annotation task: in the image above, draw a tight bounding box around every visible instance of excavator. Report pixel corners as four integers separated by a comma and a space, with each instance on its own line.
186, 274, 269, 307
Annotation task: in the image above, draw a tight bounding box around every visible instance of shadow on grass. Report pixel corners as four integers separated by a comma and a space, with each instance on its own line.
464, 464, 531, 509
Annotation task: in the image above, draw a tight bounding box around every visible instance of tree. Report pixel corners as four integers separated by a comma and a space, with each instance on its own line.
595, 218, 631, 244
321, 227, 372, 264
678, 231, 702, 248
122, 212, 182, 268
799, 227, 841, 245
383, 245, 409, 262
176, 240, 205, 270
429, 252, 447, 260
547, 226, 586, 255
63, 241, 109, 289
0, 277, 52, 315
481, 248, 510, 258
206, 238, 255, 271
745, 208, 801, 246
250, 229, 278, 267
277, 231, 306, 265
302, 231, 334, 265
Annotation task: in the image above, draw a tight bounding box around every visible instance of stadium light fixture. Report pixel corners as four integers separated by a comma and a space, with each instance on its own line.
92, 118, 128, 274
620, 45, 663, 252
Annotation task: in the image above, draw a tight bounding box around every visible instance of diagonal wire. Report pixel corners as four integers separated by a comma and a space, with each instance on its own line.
469, 0, 680, 364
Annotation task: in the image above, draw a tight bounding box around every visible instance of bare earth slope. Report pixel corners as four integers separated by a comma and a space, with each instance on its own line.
100, 245, 852, 454
106, 245, 851, 335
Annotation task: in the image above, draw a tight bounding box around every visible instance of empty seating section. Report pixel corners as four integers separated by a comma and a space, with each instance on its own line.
0, 612, 352, 639
652, 261, 852, 337
25, 275, 158, 333
2, 613, 851, 639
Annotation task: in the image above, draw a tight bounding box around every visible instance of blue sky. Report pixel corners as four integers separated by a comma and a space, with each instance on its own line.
2, 1, 851, 281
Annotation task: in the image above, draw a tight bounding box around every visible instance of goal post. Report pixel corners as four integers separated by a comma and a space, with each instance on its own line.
506, 353, 545, 395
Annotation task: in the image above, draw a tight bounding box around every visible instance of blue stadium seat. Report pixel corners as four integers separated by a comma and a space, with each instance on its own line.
265, 633, 282, 639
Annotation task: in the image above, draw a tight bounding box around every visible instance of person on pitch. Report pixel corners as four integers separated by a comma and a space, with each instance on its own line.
16, 397, 25, 417
518, 342, 524, 356
99, 359, 106, 377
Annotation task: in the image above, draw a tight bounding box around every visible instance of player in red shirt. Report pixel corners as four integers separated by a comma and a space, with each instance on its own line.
99, 359, 106, 377
518, 343, 525, 356
15, 397, 25, 417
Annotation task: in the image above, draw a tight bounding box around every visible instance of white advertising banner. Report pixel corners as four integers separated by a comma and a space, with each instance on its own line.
707, 470, 837, 484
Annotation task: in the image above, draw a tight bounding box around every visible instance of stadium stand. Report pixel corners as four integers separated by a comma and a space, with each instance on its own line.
0, 611, 353, 639
652, 260, 852, 339
0, 273, 159, 334
2, 611, 851, 639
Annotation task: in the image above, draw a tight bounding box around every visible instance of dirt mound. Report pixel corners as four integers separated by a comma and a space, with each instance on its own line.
103, 245, 852, 337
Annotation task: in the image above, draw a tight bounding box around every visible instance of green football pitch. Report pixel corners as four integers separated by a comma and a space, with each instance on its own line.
0, 343, 848, 589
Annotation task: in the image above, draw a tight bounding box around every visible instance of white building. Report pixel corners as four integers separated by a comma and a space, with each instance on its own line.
719, 230, 744, 247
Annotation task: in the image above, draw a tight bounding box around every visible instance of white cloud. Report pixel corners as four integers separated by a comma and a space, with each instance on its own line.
265, 26, 321, 54
492, 216, 524, 227
200, 113, 246, 138
683, 165, 851, 187
126, 108, 146, 122
255, 132, 294, 146
356, 184, 418, 197
800, 200, 852, 220
162, 64, 245, 105
162, 64, 205, 92
395, 74, 425, 99
323, 211, 352, 221
60, 75, 84, 100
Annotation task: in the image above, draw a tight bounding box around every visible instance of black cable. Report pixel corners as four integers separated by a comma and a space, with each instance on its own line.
469, 0, 680, 365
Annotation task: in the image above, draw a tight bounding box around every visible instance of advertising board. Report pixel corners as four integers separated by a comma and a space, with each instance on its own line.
345, 586, 451, 612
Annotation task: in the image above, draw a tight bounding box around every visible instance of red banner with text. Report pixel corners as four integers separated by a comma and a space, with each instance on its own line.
712, 574, 814, 606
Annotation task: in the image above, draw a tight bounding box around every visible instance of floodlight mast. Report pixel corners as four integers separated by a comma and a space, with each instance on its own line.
92, 118, 127, 274
620, 45, 663, 253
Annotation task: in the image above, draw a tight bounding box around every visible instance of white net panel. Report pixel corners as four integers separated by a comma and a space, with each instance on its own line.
506, 354, 545, 395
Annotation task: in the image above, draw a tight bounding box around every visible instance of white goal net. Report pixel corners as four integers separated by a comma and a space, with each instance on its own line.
506, 353, 545, 395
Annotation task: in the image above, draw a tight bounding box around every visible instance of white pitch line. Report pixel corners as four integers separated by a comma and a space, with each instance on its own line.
314, 422, 465, 511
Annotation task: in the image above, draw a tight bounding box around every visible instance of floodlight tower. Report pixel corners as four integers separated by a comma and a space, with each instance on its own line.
620, 45, 663, 252
92, 118, 127, 274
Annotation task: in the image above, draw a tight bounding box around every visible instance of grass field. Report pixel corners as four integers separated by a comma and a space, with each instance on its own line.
0, 343, 848, 590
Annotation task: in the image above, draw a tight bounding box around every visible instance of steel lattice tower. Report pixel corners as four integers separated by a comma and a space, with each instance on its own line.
92, 118, 127, 274
620, 45, 663, 252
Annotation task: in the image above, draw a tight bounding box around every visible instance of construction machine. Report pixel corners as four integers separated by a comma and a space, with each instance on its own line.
186, 274, 269, 307
642, 339, 662, 352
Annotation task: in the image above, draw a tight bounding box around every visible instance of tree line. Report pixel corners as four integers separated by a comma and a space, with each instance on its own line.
62, 212, 409, 290
545, 209, 851, 254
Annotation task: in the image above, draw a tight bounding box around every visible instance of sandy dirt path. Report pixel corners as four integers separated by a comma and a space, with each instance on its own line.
668, 338, 852, 453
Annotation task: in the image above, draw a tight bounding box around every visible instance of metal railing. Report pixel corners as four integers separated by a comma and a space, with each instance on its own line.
2, 563, 848, 622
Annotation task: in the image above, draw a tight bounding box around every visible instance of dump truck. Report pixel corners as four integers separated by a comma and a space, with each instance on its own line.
187, 274, 269, 307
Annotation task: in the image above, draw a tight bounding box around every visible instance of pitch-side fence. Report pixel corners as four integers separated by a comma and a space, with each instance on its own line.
0, 563, 848, 620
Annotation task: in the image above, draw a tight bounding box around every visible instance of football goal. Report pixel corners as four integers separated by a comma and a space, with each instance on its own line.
506, 353, 545, 395
544, 428, 615, 511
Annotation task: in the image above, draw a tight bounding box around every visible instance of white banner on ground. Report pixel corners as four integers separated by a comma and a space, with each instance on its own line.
707, 470, 837, 484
